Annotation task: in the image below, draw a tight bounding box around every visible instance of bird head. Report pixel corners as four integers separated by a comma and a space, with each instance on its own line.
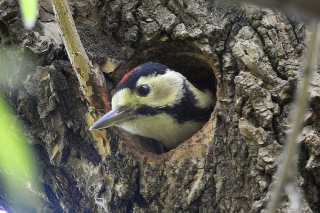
90, 62, 214, 149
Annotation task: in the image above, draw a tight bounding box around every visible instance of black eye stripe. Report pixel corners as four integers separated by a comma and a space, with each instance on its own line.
135, 82, 213, 123
137, 85, 150, 97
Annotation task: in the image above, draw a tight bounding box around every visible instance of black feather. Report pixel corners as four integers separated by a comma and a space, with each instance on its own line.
135, 80, 213, 123
115, 62, 167, 93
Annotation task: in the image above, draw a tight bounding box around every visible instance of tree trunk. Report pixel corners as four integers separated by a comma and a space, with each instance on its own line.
1, 0, 320, 212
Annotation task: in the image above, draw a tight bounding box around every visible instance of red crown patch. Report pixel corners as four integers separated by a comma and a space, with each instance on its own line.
118, 66, 142, 85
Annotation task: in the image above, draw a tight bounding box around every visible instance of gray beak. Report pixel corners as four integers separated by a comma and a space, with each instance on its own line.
89, 106, 134, 130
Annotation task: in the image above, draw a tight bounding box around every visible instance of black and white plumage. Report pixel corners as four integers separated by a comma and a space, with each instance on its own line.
90, 62, 215, 149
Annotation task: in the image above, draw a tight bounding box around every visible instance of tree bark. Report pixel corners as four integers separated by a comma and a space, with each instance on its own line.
0, 0, 320, 212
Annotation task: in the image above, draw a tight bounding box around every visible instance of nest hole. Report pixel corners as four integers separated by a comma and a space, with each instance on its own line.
109, 42, 217, 155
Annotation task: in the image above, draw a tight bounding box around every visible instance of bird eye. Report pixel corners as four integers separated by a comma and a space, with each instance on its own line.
137, 85, 150, 97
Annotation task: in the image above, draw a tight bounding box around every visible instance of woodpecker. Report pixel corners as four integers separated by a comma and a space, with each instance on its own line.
90, 62, 215, 150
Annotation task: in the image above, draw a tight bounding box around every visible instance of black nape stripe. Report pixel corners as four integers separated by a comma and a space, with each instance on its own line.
135, 81, 213, 123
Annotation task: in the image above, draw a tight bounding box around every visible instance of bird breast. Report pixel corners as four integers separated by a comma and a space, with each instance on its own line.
117, 113, 203, 149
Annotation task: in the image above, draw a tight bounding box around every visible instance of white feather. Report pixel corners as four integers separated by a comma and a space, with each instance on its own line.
117, 114, 203, 149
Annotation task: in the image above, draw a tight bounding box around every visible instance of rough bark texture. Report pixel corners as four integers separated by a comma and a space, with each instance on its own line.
0, 0, 320, 212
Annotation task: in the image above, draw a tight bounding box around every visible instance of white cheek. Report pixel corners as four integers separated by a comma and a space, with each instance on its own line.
111, 98, 117, 109
111, 94, 120, 108
135, 71, 185, 107
111, 89, 135, 108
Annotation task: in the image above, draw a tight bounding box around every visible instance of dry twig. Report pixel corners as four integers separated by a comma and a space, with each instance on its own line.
51, 0, 110, 111
267, 21, 320, 213
52, 0, 111, 156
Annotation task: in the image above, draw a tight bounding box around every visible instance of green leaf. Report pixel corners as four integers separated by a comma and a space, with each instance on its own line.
19, 0, 39, 29
0, 94, 42, 209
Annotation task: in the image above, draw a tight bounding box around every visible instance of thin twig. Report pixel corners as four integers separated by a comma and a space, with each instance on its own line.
267, 22, 320, 213
51, 0, 110, 111
51, 0, 111, 156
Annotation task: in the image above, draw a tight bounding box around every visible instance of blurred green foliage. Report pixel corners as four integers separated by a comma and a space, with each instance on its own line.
0, 94, 42, 210
0, 46, 41, 211
18, 0, 38, 29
